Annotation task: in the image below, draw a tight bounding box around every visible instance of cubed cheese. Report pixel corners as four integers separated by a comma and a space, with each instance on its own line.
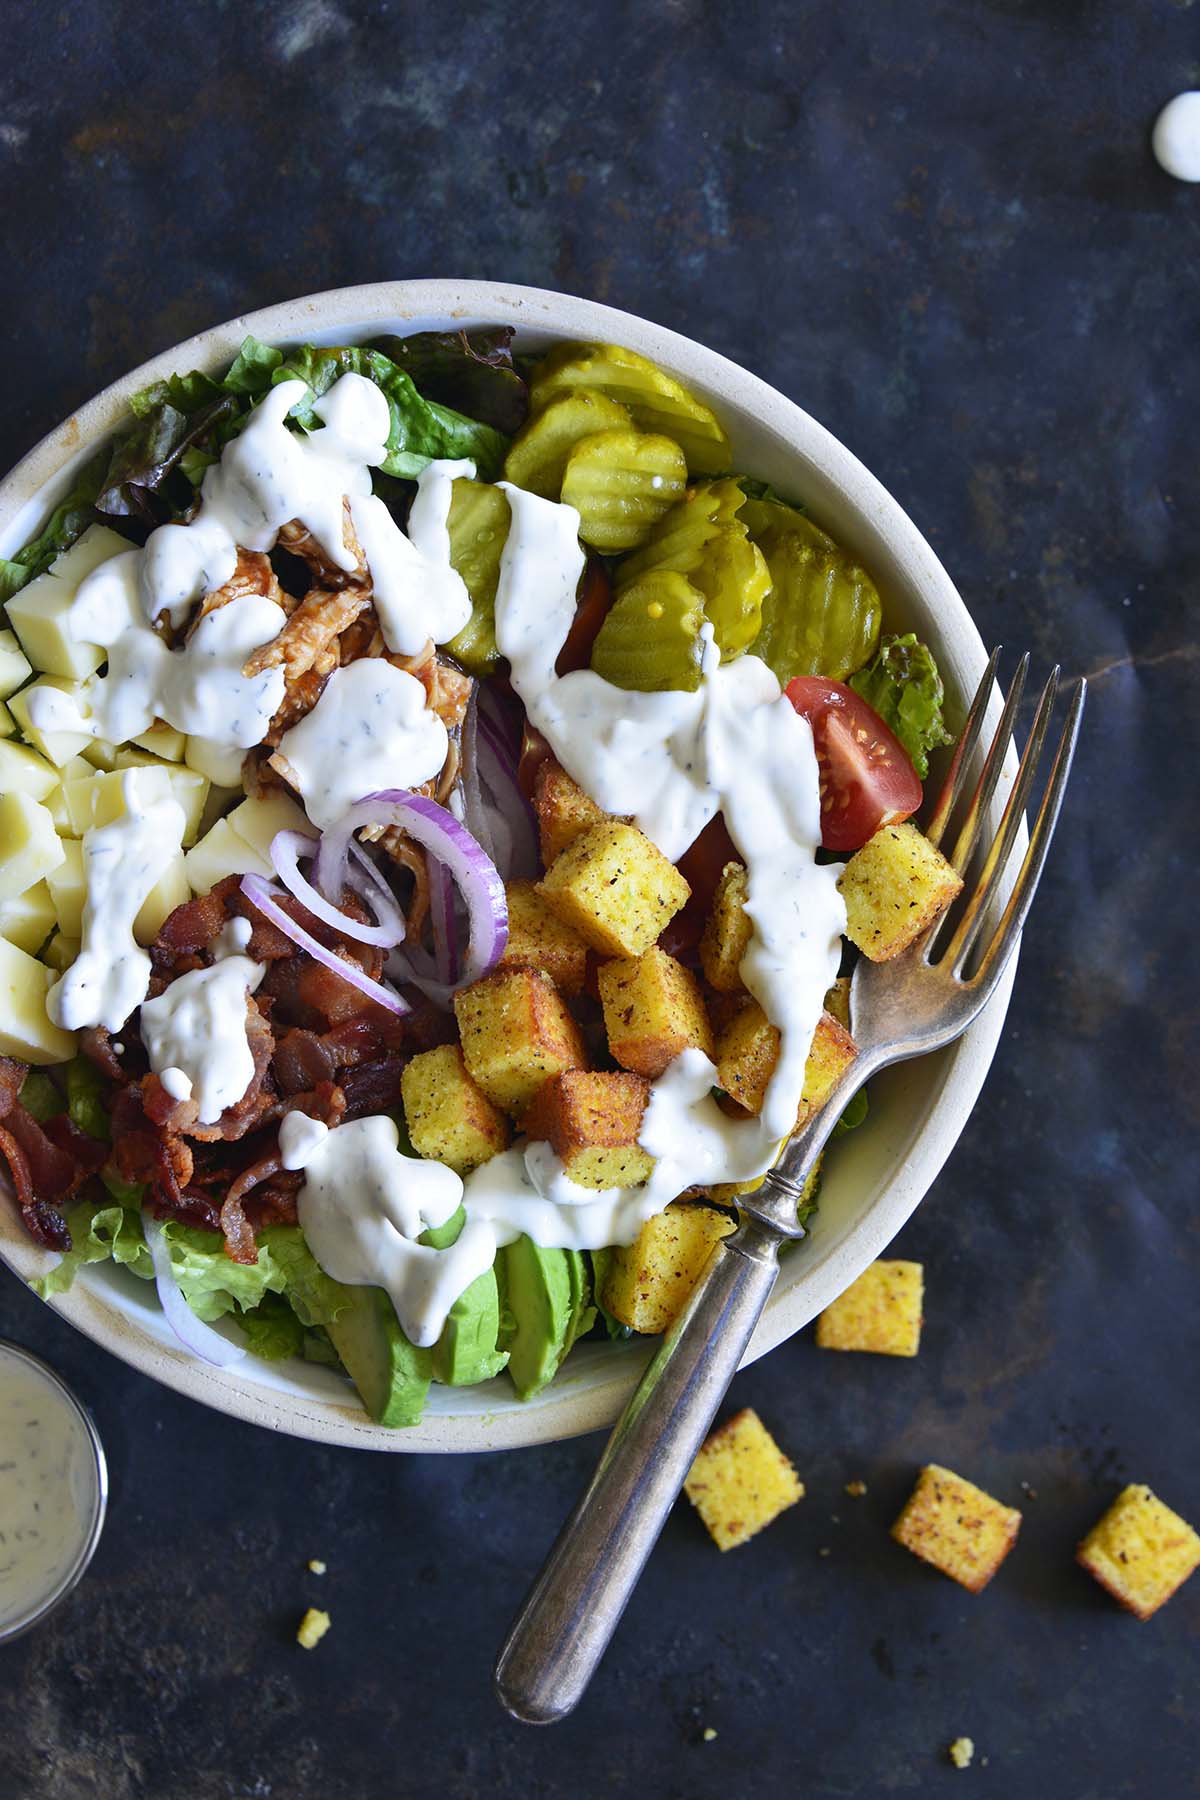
128, 720, 187, 763
42, 930, 80, 973
0, 791, 65, 903
5, 573, 105, 680
7, 678, 94, 766
134, 853, 189, 944
0, 629, 32, 700
0, 700, 12, 739
184, 817, 273, 894
46, 837, 86, 937
65, 764, 209, 845
0, 880, 56, 954
226, 789, 315, 862
0, 936, 77, 1063
80, 738, 120, 771
0, 737, 60, 803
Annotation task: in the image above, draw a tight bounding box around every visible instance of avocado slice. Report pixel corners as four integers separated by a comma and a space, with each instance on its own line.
432, 1268, 509, 1386
325, 1286, 433, 1428
502, 1238, 592, 1399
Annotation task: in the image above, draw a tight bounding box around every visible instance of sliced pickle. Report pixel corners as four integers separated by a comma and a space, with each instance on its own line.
502, 390, 632, 499
589, 571, 706, 693
617, 477, 746, 586
615, 479, 769, 660
443, 479, 512, 674
744, 499, 882, 683
560, 428, 688, 552
530, 342, 733, 476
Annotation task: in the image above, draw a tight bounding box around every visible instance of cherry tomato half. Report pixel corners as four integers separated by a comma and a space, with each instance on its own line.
785, 676, 922, 853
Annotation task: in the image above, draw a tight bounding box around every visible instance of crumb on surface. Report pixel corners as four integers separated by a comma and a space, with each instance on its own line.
683, 1407, 804, 1551
702, 1727, 718, 1742
297, 1607, 331, 1649
845, 1479, 868, 1497
307, 1559, 327, 1575
818, 1546, 831, 1557
948, 1736, 975, 1770
1076, 1484, 1200, 1619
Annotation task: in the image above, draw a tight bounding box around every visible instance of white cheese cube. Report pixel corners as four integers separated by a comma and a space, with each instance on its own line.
5, 573, 105, 680
0, 629, 32, 700
42, 930, 80, 974
80, 738, 120, 771
184, 734, 244, 787
227, 789, 315, 863
0, 936, 77, 1064
0, 737, 60, 803
7, 678, 94, 766
0, 791, 65, 903
184, 817, 273, 895
134, 852, 190, 943
46, 838, 86, 937
63, 764, 209, 846
49, 524, 133, 586
0, 880, 56, 954
0, 700, 13, 739
127, 720, 187, 763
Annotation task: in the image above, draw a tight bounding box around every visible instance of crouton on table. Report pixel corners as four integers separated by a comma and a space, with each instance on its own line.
453, 964, 586, 1114
1076, 1484, 1200, 1619
838, 822, 962, 962
522, 1069, 653, 1189
597, 945, 713, 1077
401, 1044, 510, 1176
601, 1201, 736, 1332
538, 821, 690, 958
891, 1464, 1021, 1591
684, 1408, 804, 1551
816, 1259, 925, 1357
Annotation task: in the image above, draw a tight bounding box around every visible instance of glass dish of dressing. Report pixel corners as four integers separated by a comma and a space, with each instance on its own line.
0, 1341, 107, 1644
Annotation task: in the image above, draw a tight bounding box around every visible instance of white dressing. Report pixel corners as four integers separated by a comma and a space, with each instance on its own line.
139, 955, 266, 1124
47, 768, 186, 1033
348, 456, 475, 655
275, 659, 449, 829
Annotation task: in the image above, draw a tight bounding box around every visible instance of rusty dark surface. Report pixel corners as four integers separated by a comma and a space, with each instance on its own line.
1, 3, 1198, 1797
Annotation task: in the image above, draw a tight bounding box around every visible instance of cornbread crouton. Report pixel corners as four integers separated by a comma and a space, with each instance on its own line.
533, 759, 610, 866
538, 821, 690, 957
684, 1408, 804, 1551
497, 880, 589, 996
522, 1069, 654, 1189
600, 1201, 737, 1332
815, 1259, 925, 1357
401, 1044, 511, 1176
891, 1464, 1021, 1591
699, 860, 752, 992
597, 946, 713, 1077
823, 975, 852, 1030
453, 965, 586, 1114
296, 1607, 331, 1649
1076, 1484, 1200, 1619
707, 1154, 822, 1211
838, 822, 963, 962
715, 1004, 857, 1124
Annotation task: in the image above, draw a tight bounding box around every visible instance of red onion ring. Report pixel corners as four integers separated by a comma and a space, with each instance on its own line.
142, 1212, 248, 1368
240, 873, 410, 1016
270, 830, 406, 949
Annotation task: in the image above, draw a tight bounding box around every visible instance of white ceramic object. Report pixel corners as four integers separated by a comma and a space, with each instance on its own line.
0, 280, 1017, 1452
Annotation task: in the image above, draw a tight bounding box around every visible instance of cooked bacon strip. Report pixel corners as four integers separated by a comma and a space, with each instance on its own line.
0, 1057, 27, 1118
41, 1115, 108, 1182
0, 1124, 69, 1250
79, 1026, 125, 1082
4, 1105, 80, 1199
340, 1054, 405, 1119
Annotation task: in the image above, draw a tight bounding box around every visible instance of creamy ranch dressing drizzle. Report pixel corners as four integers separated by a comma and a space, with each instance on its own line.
139, 954, 266, 1124
48, 768, 186, 1034
275, 660, 448, 830
0, 1351, 100, 1635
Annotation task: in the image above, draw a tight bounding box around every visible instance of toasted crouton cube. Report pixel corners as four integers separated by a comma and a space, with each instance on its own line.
891, 1464, 1021, 1591
533, 759, 611, 866
715, 1004, 857, 1125
597, 946, 713, 1077
497, 880, 589, 996
538, 821, 690, 958
453, 965, 586, 1114
708, 1153, 822, 1210
823, 975, 851, 1030
839, 822, 963, 962
684, 1408, 804, 1551
1076, 1485, 1200, 1619
522, 1069, 653, 1189
699, 860, 752, 992
601, 1201, 737, 1332
401, 1044, 510, 1175
815, 1259, 924, 1356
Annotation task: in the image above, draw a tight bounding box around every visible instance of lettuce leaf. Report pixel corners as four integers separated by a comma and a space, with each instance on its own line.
234, 1292, 306, 1361
95, 388, 241, 521
257, 1225, 351, 1327
849, 633, 953, 779
0, 451, 111, 601
65, 1057, 112, 1141
370, 328, 529, 435
17, 1071, 61, 1122
34, 1196, 152, 1298
271, 342, 509, 480
164, 1223, 291, 1322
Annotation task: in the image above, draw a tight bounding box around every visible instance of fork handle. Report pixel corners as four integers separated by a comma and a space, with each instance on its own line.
493, 1219, 782, 1724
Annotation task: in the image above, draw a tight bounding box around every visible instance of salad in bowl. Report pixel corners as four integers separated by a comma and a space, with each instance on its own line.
0, 302, 969, 1434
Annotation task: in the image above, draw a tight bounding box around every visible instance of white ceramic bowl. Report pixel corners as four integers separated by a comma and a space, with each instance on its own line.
0, 280, 1016, 1452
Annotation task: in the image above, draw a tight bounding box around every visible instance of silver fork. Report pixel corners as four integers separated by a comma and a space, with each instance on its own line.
493, 651, 1086, 1725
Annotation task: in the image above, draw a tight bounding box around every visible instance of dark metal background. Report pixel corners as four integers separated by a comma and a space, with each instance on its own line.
1, 3, 1197, 1796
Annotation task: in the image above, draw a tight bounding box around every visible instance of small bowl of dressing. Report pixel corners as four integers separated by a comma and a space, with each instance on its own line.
0, 1341, 107, 1644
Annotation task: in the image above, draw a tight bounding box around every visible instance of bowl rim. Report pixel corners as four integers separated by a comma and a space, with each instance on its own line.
0, 278, 1017, 1453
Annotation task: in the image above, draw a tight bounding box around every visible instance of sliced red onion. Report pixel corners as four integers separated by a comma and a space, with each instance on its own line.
321, 792, 508, 1000
476, 681, 524, 764
457, 692, 500, 867
428, 858, 460, 984
270, 829, 406, 949
240, 873, 410, 1016
142, 1212, 248, 1369
475, 713, 538, 881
